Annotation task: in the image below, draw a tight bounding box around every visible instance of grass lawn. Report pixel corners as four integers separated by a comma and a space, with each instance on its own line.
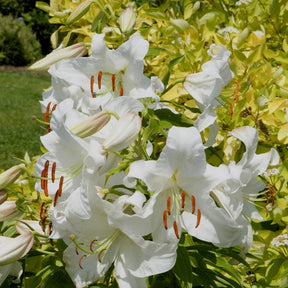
0, 69, 51, 169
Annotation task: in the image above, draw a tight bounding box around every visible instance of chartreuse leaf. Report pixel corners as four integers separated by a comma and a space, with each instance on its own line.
154, 108, 194, 127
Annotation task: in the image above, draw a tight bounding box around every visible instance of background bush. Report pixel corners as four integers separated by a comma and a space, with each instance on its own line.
0, 14, 42, 66
0, 0, 55, 64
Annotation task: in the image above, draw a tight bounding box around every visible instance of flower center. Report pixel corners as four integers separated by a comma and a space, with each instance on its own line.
90, 71, 124, 98
162, 184, 201, 239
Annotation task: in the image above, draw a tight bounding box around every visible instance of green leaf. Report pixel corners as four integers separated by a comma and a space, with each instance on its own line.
91, 11, 108, 33
154, 108, 194, 127
173, 245, 193, 283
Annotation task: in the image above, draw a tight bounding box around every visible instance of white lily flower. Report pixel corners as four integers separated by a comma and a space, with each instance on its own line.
0, 231, 34, 266
0, 164, 24, 190
211, 126, 280, 252
43, 32, 159, 114
125, 126, 243, 245
183, 44, 233, 142
0, 201, 20, 221
0, 261, 22, 286
49, 184, 177, 288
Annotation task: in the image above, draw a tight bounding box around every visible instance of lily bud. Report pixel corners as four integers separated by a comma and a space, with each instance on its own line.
103, 113, 141, 152
0, 232, 34, 265
70, 111, 111, 138
28, 42, 87, 71
0, 201, 20, 221
0, 190, 8, 205
119, 7, 136, 34
66, 0, 92, 25
0, 164, 23, 190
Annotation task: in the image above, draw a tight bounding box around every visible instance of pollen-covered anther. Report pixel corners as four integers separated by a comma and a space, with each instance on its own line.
58, 176, 64, 197
98, 71, 102, 89
48, 221, 52, 236
163, 210, 168, 230
98, 248, 106, 263
173, 221, 180, 239
119, 87, 123, 96
180, 190, 186, 213
111, 74, 116, 91
44, 102, 51, 122
89, 239, 97, 252
53, 189, 60, 206
78, 254, 87, 269
51, 104, 57, 112
51, 162, 56, 183
191, 195, 195, 214
195, 209, 201, 228
41, 160, 49, 197
90, 75, 96, 98
167, 196, 171, 215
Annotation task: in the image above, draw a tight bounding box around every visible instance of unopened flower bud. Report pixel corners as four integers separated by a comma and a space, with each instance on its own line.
119, 7, 136, 34
28, 42, 87, 71
70, 111, 111, 138
103, 113, 141, 152
0, 201, 20, 221
0, 190, 8, 205
66, 0, 92, 24
0, 164, 24, 190
0, 232, 34, 265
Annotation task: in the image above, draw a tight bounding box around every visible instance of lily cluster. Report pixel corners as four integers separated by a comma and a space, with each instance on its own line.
35, 33, 279, 288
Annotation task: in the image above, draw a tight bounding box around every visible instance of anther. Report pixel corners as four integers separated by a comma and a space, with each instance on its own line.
39, 202, 45, 218
181, 190, 185, 213
48, 222, 52, 236
58, 176, 64, 197
51, 104, 57, 112
78, 255, 87, 269
119, 87, 123, 96
173, 221, 180, 239
98, 249, 106, 263
46, 124, 50, 134
51, 162, 56, 183
191, 195, 195, 214
89, 239, 97, 252
111, 74, 116, 91
167, 196, 171, 215
53, 189, 60, 206
98, 71, 102, 89
163, 210, 168, 230
195, 209, 201, 228
44, 102, 51, 122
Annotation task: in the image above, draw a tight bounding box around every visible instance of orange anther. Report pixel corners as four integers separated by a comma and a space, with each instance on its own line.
98, 71, 102, 89
58, 176, 64, 197
111, 74, 115, 91
167, 196, 171, 215
173, 221, 180, 239
195, 209, 201, 228
51, 162, 56, 183
181, 190, 186, 212
119, 87, 123, 96
78, 255, 86, 269
191, 195, 195, 214
163, 210, 168, 230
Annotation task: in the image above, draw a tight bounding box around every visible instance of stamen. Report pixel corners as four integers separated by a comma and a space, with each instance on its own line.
78, 255, 86, 269
90, 75, 96, 98
48, 222, 52, 236
41, 217, 46, 232
173, 221, 180, 239
58, 176, 64, 197
51, 162, 56, 183
98, 71, 102, 89
42, 160, 49, 197
53, 190, 60, 206
111, 74, 115, 91
44, 102, 51, 122
195, 209, 201, 228
51, 104, 57, 112
39, 202, 45, 218
89, 239, 97, 252
191, 195, 195, 214
46, 124, 50, 134
163, 210, 168, 230
119, 87, 123, 96
167, 196, 171, 215
181, 190, 185, 213
98, 248, 106, 263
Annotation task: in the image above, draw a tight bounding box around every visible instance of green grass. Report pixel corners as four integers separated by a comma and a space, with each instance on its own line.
0, 70, 51, 169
